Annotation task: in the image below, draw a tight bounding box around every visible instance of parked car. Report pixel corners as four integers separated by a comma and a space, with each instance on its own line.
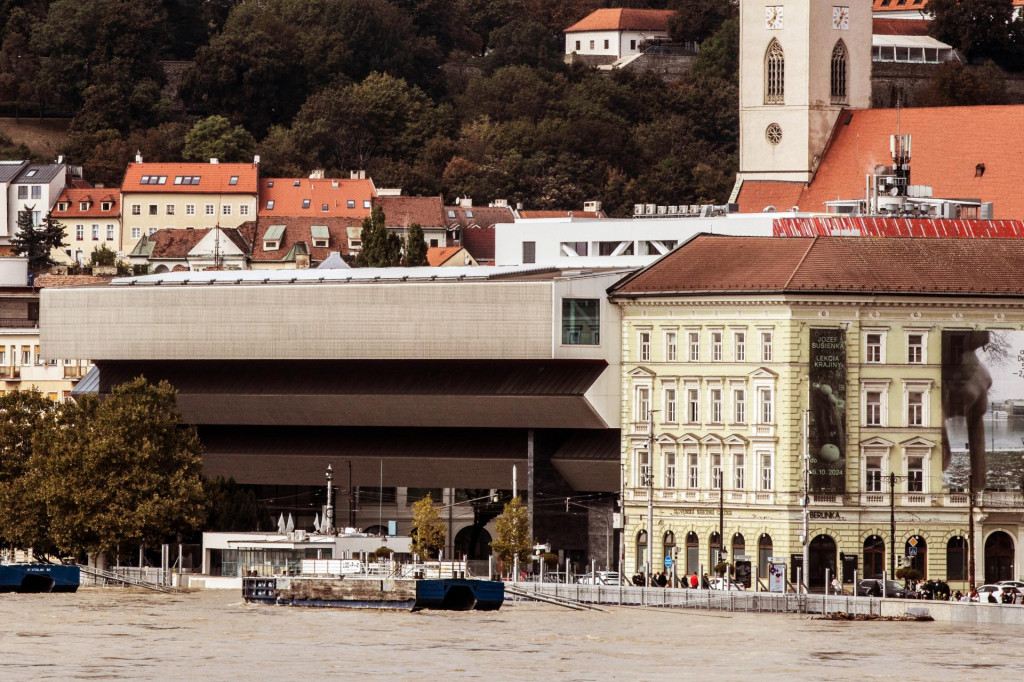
709, 577, 745, 591
977, 584, 1023, 603
997, 580, 1024, 591
856, 579, 909, 598
577, 571, 628, 586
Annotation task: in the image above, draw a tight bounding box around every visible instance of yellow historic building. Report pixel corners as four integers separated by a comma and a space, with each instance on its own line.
609, 235, 1024, 591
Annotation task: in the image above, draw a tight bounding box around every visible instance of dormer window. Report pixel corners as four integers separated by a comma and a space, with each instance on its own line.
264, 241, 279, 250
101, 202, 111, 211
311, 225, 330, 248
79, 202, 89, 211
57, 202, 68, 211
263, 224, 285, 251
302, 199, 311, 209
347, 200, 355, 209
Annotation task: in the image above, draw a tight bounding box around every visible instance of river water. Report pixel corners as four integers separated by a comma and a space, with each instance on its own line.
1, 588, 1020, 680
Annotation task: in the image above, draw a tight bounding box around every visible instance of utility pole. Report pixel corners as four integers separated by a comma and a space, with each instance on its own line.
968, 473, 976, 591
324, 463, 334, 535
347, 460, 355, 529
645, 407, 656, 586
802, 410, 809, 595
889, 471, 896, 578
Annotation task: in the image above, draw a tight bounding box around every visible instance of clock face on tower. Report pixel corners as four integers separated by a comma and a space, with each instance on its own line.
765, 5, 784, 30
832, 6, 849, 30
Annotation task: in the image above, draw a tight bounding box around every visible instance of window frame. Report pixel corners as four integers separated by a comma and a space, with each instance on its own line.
905, 329, 927, 364
864, 328, 887, 364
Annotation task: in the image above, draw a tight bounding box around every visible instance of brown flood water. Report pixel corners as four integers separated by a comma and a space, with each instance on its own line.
0, 588, 1019, 680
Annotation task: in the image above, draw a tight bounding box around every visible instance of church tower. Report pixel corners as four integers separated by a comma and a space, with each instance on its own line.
737, 0, 872, 186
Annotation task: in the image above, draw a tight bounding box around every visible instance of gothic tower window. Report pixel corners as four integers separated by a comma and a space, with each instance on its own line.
831, 40, 848, 104
764, 39, 785, 104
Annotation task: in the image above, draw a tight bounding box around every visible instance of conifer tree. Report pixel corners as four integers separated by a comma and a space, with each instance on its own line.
10, 211, 67, 274
404, 223, 428, 266
355, 206, 402, 267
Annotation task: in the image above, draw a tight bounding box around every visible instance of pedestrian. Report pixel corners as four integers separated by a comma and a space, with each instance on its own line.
701, 573, 711, 589
657, 572, 668, 588
690, 572, 698, 589
831, 577, 841, 595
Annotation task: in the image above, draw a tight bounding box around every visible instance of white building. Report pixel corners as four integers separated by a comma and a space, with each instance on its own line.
564, 8, 675, 62
6, 163, 69, 241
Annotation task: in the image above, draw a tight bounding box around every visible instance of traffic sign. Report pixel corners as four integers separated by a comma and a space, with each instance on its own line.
908, 546, 918, 558
908, 537, 918, 548
664, 555, 673, 568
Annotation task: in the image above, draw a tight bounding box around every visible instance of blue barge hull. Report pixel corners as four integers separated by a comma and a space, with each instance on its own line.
415, 579, 504, 611
242, 577, 503, 611
0, 564, 80, 593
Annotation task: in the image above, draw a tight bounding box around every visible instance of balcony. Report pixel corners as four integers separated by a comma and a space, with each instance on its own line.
0, 318, 37, 329
631, 422, 651, 435
752, 424, 775, 438
0, 366, 21, 380
63, 365, 88, 379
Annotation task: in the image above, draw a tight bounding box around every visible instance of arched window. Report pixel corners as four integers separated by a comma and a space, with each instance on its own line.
831, 40, 848, 104
732, 533, 745, 562
946, 536, 967, 581
709, 531, 722, 568
765, 39, 785, 104
758, 534, 773, 576
663, 530, 676, 565
686, 531, 700, 575
636, 530, 648, 572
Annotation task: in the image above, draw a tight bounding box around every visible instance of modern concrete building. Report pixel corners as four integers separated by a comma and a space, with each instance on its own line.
609, 234, 1024, 591
41, 266, 628, 568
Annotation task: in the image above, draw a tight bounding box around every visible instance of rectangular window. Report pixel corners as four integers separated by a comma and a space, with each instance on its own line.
131, 227, 141, 239
711, 331, 722, 361
31, 185, 41, 199
17, 186, 27, 199
589, 40, 595, 50
735, 332, 745, 361
760, 453, 773, 490
630, 39, 636, 50
575, 40, 581, 50
866, 456, 883, 492
710, 389, 722, 423
665, 331, 677, 362
148, 227, 158, 236
302, 199, 311, 209
734, 453, 745, 490
711, 453, 723, 489
91, 225, 99, 240
205, 204, 215, 215
866, 391, 882, 426
561, 298, 600, 345
759, 388, 773, 423
603, 39, 609, 49
908, 456, 923, 492
637, 449, 651, 487
639, 331, 651, 362
522, 241, 535, 264
101, 202, 111, 211
687, 388, 699, 423
688, 331, 699, 362
688, 453, 699, 488
106, 225, 115, 240
346, 200, 356, 209
186, 204, 195, 215
229, 176, 239, 185
636, 386, 650, 424
664, 451, 676, 488
866, 333, 882, 363
0, 350, 5, 365
907, 334, 923, 363
665, 388, 677, 423
223, 205, 232, 215
907, 391, 924, 426
363, 200, 371, 209
75, 225, 84, 240
734, 389, 746, 423
266, 200, 275, 210
166, 205, 175, 215
760, 331, 773, 362
21, 346, 31, 365
240, 205, 249, 216
132, 204, 141, 216
149, 205, 158, 215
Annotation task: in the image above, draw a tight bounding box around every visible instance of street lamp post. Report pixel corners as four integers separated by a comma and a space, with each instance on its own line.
644, 408, 659, 586
886, 472, 908, 578
323, 463, 335, 535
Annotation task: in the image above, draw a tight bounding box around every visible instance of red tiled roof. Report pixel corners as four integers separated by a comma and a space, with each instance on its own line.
444, 205, 514, 229
426, 246, 463, 267
373, 195, 445, 228
735, 181, 804, 214
52, 188, 120, 218
872, 0, 1024, 11
799, 106, 1024, 219
240, 217, 362, 263
565, 8, 674, 33
121, 162, 258, 194
460, 226, 496, 264
872, 18, 931, 35
147, 228, 214, 259
258, 177, 376, 218
517, 210, 605, 219
611, 234, 1024, 297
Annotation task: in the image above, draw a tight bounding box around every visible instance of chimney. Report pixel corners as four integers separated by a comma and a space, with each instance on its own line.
332, 180, 339, 189
309, 169, 325, 179
210, 158, 219, 164
350, 170, 365, 180
253, 154, 261, 165
462, 197, 473, 208
135, 151, 143, 164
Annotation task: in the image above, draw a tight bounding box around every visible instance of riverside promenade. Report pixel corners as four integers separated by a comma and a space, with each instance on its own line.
511, 583, 1024, 626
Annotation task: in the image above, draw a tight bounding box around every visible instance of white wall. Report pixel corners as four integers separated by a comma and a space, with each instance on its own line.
565, 30, 670, 57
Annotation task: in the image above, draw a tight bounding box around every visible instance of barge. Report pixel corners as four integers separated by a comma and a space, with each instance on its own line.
0, 563, 81, 593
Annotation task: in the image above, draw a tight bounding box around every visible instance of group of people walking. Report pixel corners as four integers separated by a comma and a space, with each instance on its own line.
631, 571, 715, 588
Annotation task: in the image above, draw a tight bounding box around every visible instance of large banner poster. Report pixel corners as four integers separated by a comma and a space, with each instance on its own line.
942, 330, 1024, 491
809, 328, 847, 493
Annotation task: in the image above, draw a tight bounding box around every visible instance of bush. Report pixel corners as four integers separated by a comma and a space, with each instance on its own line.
374, 546, 393, 560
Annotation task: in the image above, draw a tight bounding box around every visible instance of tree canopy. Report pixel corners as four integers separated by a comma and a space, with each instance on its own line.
490, 496, 532, 568
409, 493, 445, 559
928, 0, 1024, 71
11, 211, 66, 274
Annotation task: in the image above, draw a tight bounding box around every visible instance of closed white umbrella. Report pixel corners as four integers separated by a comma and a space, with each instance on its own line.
277, 513, 286, 533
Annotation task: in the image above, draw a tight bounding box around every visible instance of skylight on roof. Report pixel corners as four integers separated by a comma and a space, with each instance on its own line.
302, 199, 311, 209
293, 180, 301, 187
322, 204, 328, 212
267, 181, 274, 187
266, 200, 275, 210
229, 176, 239, 185
26, 170, 37, 177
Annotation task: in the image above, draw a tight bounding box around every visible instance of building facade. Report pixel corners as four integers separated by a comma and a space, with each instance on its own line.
51, 188, 121, 264
610, 235, 1024, 590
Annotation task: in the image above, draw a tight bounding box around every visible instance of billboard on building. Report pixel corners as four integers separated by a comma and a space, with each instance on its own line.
942, 330, 1024, 491
808, 328, 847, 492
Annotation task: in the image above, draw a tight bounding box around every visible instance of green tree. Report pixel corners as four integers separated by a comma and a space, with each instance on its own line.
204, 477, 270, 532
10, 211, 67, 274
490, 496, 531, 568
668, 0, 737, 45
355, 206, 402, 267
689, 17, 740, 84
404, 223, 428, 266
928, 0, 1024, 70
183, 115, 256, 162
90, 243, 118, 267
915, 61, 1009, 106
34, 377, 207, 557
410, 493, 445, 559
0, 390, 59, 553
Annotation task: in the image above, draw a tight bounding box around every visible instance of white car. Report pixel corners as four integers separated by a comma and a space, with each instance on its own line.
709, 577, 745, 591
977, 584, 1022, 603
